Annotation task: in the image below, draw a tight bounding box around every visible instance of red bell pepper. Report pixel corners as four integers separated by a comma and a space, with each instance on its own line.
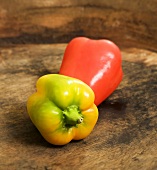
59, 37, 123, 106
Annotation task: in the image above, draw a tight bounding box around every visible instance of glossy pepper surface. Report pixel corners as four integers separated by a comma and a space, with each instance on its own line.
59, 37, 123, 106
27, 74, 98, 145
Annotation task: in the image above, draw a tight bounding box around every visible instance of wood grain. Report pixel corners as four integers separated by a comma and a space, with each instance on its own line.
0, 0, 157, 51
0, 44, 157, 170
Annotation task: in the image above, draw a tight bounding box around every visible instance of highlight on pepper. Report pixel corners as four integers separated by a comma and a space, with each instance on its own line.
27, 74, 99, 145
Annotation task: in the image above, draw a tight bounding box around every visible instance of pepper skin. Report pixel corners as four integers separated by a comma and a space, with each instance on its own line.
27, 74, 98, 145
59, 37, 123, 106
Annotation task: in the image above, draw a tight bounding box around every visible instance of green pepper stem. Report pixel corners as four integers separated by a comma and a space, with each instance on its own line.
63, 105, 83, 126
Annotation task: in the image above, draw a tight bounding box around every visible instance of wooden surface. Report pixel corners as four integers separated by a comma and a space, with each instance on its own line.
0, 0, 157, 51
0, 44, 157, 170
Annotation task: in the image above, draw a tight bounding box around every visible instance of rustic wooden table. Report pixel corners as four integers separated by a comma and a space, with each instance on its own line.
0, 44, 157, 170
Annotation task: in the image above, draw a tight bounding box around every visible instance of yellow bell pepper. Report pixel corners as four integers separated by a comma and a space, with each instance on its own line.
27, 74, 98, 145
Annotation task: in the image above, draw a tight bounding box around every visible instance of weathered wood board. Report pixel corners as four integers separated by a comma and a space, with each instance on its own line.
0, 44, 157, 170
0, 0, 157, 51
